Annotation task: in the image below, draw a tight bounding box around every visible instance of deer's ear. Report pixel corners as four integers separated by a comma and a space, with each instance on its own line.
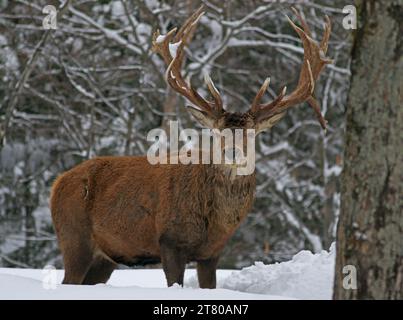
187, 105, 215, 129
255, 112, 286, 134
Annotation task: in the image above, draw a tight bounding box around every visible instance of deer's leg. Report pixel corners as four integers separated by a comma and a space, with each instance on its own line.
60, 219, 95, 284
197, 257, 219, 289
82, 255, 117, 285
160, 241, 187, 287
62, 240, 94, 285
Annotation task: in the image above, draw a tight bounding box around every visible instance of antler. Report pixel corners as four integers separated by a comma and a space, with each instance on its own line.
250, 7, 333, 130
152, 6, 223, 117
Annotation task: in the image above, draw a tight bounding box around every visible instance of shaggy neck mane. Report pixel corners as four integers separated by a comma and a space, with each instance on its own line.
203, 164, 256, 229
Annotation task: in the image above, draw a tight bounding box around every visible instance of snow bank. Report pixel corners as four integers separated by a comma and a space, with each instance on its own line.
221, 243, 336, 299
0, 244, 335, 300
0, 271, 284, 300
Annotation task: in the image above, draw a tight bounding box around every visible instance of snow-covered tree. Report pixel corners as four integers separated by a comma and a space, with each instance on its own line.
0, 0, 351, 268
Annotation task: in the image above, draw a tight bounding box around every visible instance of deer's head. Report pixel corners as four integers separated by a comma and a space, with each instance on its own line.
152, 7, 332, 171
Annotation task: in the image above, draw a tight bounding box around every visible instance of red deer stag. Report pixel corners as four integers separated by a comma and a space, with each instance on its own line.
51, 7, 332, 288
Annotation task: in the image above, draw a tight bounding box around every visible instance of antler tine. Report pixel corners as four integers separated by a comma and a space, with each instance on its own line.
260, 85, 288, 111
307, 96, 327, 130
291, 7, 312, 37
171, 7, 204, 68
174, 5, 205, 44
250, 8, 332, 130
320, 15, 331, 54
251, 77, 270, 112
204, 73, 223, 111
291, 7, 332, 57
287, 10, 333, 79
152, 6, 224, 116
152, 27, 177, 65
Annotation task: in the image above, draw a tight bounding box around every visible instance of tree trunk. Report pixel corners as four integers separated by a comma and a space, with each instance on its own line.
334, 0, 403, 299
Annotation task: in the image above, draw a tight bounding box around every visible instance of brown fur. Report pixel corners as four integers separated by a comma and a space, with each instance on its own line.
51, 154, 255, 288
51, 6, 332, 288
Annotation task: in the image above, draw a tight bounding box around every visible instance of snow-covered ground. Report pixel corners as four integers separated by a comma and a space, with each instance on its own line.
0, 243, 335, 300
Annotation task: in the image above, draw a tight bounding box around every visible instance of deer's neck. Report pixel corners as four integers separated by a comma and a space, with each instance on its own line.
206, 164, 256, 229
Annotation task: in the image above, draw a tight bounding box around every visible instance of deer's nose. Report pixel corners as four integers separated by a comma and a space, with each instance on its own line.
224, 147, 243, 163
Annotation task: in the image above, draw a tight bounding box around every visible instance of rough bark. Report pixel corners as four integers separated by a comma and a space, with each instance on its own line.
334, 0, 403, 299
